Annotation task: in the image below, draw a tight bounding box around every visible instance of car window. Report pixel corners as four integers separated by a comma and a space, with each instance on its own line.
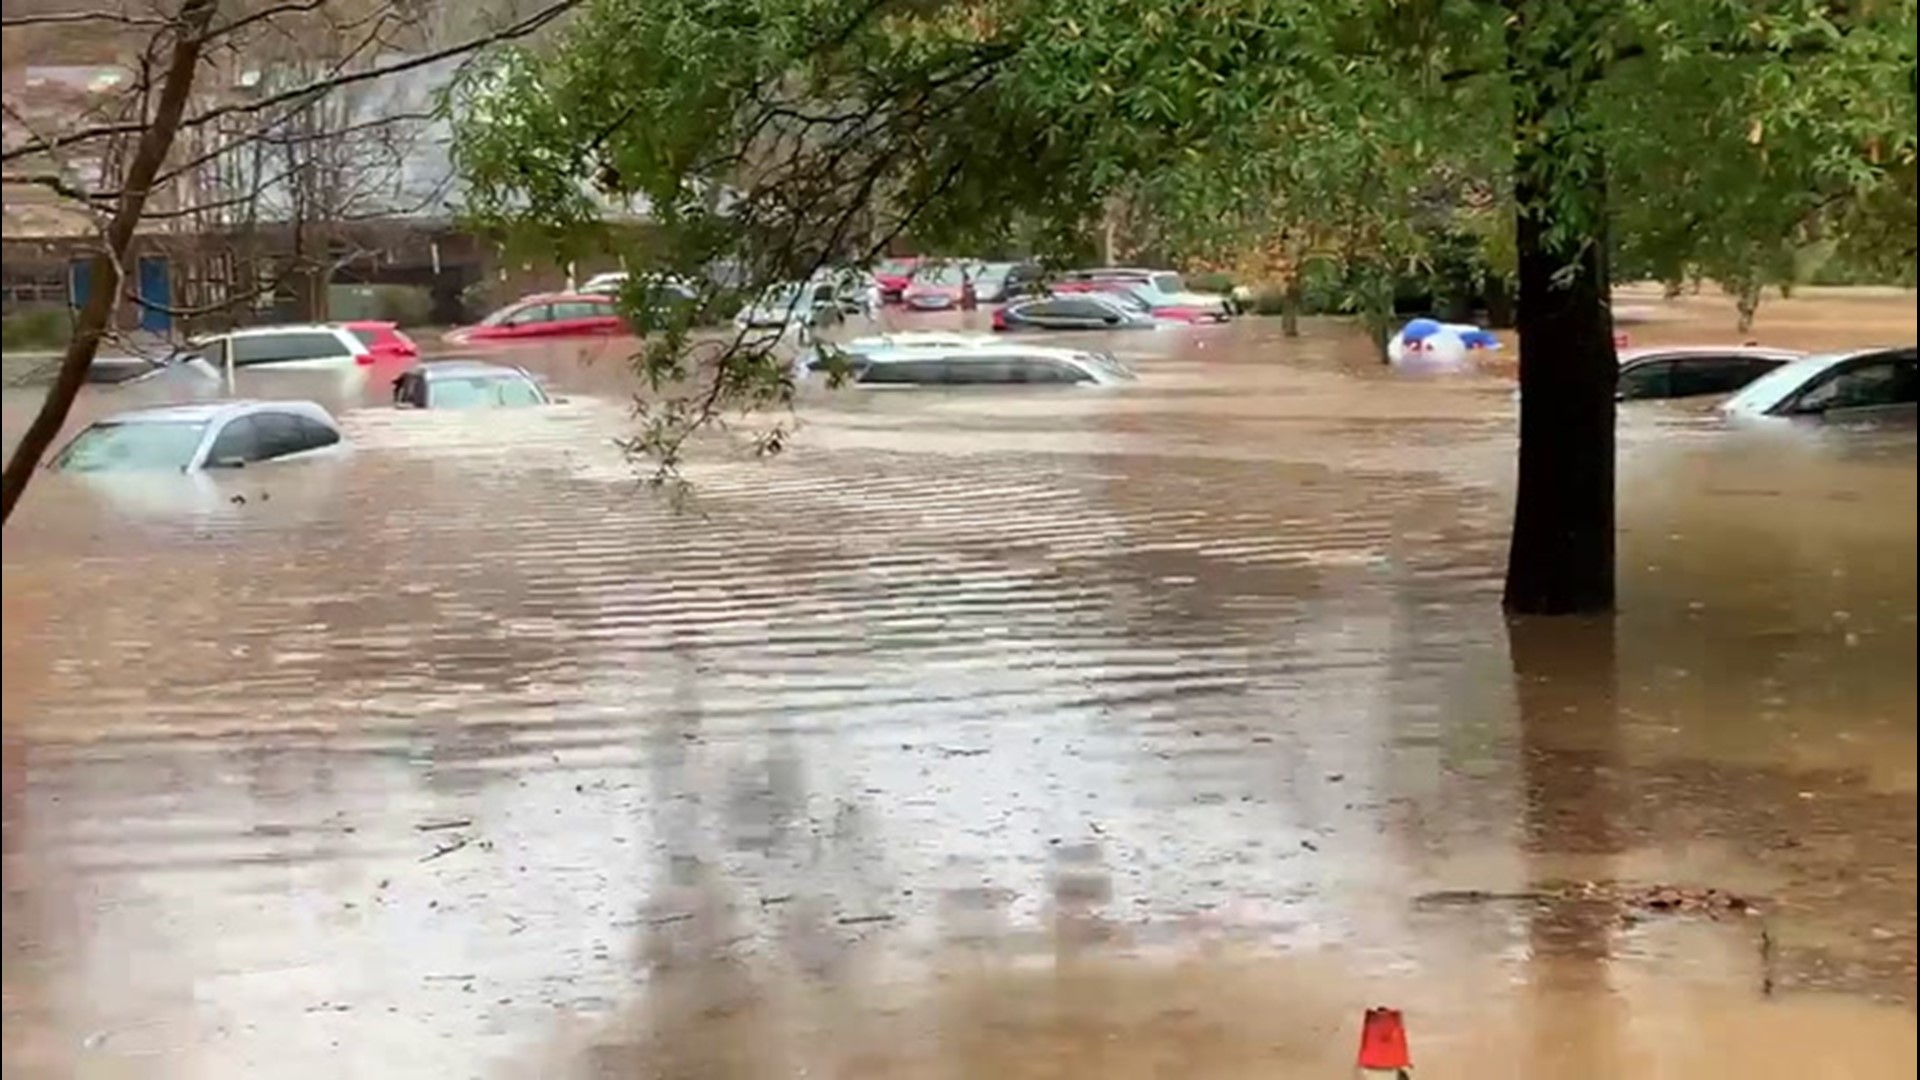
205, 415, 264, 464
856, 359, 951, 385
347, 326, 385, 349
251, 412, 312, 459
54, 420, 207, 472
507, 304, 554, 326
231, 331, 351, 365
1150, 272, 1183, 293
1059, 297, 1124, 320
1795, 357, 1918, 412
1014, 299, 1064, 319
1668, 355, 1776, 398
1617, 359, 1673, 401
552, 300, 611, 320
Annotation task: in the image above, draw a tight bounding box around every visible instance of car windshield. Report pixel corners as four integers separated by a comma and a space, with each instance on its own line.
1150, 272, 1184, 293
1724, 353, 1845, 413
55, 419, 207, 472
915, 264, 971, 287
877, 258, 916, 276
430, 375, 545, 409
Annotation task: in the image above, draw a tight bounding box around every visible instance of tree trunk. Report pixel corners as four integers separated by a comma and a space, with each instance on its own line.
1502, 0, 1617, 615
1485, 273, 1517, 328
1, 0, 219, 526
1280, 273, 1302, 337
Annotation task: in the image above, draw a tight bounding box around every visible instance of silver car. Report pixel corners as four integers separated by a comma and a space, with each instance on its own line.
1720, 347, 1917, 423
52, 399, 347, 473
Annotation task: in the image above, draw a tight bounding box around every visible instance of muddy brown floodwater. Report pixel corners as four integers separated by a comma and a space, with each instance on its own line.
3, 286, 1916, 1078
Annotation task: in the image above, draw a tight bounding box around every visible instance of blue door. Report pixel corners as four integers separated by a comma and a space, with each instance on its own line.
68, 258, 96, 309
136, 255, 171, 333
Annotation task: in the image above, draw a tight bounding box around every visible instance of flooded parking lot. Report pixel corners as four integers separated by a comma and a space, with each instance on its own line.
3, 289, 1916, 1077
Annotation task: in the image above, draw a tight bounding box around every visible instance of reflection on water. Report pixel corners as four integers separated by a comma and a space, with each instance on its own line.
3, 288, 1916, 1077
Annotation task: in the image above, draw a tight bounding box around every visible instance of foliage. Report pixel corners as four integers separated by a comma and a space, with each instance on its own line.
451, 0, 1917, 472
0, 309, 73, 353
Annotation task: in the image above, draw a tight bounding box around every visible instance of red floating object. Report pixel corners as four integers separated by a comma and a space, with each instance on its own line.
1357, 1006, 1412, 1071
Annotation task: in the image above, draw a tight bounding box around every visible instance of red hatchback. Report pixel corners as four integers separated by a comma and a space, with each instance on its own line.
341, 320, 420, 364
446, 293, 627, 346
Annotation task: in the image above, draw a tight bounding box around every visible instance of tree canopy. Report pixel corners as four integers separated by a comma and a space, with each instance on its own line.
452, 0, 1917, 612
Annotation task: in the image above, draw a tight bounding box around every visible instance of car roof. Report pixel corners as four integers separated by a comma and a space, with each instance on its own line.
197, 324, 349, 341
1070, 267, 1164, 277
94, 399, 335, 426
861, 342, 1103, 363
516, 292, 612, 304
1619, 344, 1805, 363
410, 360, 534, 380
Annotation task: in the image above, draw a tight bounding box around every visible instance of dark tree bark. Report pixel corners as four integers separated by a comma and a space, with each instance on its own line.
0, 0, 219, 525
1279, 273, 1302, 337
1502, 0, 1618, 615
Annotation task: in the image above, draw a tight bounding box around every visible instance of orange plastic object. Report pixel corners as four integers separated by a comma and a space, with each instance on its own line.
1357, 1007, 1412, 1070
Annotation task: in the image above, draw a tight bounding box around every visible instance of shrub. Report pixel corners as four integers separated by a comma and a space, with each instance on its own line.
1, 308, 72, 352
370, 285, 433, 326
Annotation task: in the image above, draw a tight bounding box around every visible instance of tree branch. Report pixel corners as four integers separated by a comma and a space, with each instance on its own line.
1, 0, 582, 165
1, 0, 220, 525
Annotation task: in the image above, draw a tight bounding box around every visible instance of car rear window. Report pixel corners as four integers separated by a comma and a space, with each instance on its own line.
430, 375, 546, 408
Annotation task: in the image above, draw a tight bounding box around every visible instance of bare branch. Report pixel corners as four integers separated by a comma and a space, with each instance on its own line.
1, 0, 582, 165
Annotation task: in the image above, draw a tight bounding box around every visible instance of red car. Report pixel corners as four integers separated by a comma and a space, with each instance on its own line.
1050, 280, 1225, 324
872, 257, 920, 304
340, 321, 420, 365
446, 293, 627, 346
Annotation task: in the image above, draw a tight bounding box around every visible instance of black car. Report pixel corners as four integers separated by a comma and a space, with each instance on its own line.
992, 293, 1157, 332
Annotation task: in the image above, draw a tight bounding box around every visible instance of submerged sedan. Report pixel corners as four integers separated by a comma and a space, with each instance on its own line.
52, 400, 346, 473
992, 293, 1158, 331
1720, 346, 1917, 423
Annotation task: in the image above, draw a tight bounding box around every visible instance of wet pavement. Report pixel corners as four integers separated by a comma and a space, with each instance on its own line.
2, 287, 1916, 1077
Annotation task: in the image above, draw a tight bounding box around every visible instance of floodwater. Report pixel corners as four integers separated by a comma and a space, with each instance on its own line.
2, 287, 1915, 1078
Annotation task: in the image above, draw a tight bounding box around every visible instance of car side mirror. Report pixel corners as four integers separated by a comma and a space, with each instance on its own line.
1103, 314, 1121, 325
208, 456, 247, 470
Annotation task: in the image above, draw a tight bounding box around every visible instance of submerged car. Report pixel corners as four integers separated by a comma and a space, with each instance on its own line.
1615, 345, 1804, 402
192, 324, 374, 370
735, 279, 847, 329
1061, 268, 1232, 320
392, 360, 551, 409
872, 256, 921, 303
848, 342, 1137, 386
901, 262, 981, 310
341, 320, 420, 364
973, 262, 1044, 303
1052, 279, 1228, 324
447, 294, 626, 345
992, 293, 1158, 331
52, 399, 345, 473
1720, 346, 1917, 423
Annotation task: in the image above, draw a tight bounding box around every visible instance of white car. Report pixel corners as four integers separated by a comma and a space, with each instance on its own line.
848, 342, 1138, 387
52, 399, 347, 473
1719, 347, 1916, 423
190, 325, 371, 371
1615, 344, 1804, 401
